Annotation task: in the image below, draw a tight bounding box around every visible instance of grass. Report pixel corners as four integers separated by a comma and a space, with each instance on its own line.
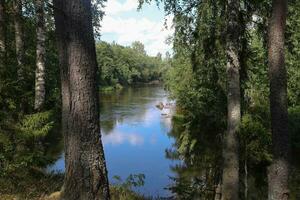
0, 176, 163, 200
0, 173, 64, 200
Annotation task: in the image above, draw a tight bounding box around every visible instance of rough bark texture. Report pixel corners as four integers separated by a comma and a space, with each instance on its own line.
53, 0, 110, 199
222, 0, 240, 200
267, 0, 290, 199
34, 0, 46, 111
12, 0, 24, 81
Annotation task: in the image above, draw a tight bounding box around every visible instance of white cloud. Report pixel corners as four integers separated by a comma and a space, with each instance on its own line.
105, 0, 139, 15
101, 15, 173, 56
101, 0, 174, 56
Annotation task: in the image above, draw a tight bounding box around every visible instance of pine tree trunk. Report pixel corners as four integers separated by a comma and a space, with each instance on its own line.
222, 0, 240, 199
34, 0, 46, 111
12, 0, 24, 82
267, 0, 290, 199
53, 0, 110, 199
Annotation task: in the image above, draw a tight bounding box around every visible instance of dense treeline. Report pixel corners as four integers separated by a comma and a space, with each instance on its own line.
159, 0, 300, 199
97, 41, 168, 88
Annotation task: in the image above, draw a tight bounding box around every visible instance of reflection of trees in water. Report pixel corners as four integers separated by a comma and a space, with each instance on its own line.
167, 111, 300, 200
166, 114, 223, 200
100, 85, 166, 134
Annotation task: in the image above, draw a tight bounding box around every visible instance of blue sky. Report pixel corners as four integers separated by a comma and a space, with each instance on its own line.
100, 0, 174, 56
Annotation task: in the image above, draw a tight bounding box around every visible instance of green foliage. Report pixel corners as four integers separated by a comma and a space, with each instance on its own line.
286, 0, 300, 106
162, 0, 300, 198
289, 106, 300, 150
240, 113, 272, 163
96, 41, 168, 87
17, 111, 55, 138
112, 174, 145, 190
0, 111, 58, 178
110, 174, 148, 200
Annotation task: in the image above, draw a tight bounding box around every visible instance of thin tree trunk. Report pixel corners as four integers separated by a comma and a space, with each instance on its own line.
0, 0, 7, 110
53, 0, 110, 199
222, 0, 240, 200
0, 0, 5, 59
12, 0, 24, 82
34, 0, 46, 111
12, 0, 27, 113
267, 0, 289, 199
244, 157, 248, 200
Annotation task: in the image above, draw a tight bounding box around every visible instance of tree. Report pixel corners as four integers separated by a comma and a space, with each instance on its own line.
0, 0, 6, 106
131, 41, 146, 55
12, 0, 24, 82
34, 0, 46, 111
222, 0, 240, 199
12, 0, 27, 113
267, 0, 290, 199
53, 0, 110, 199
0, 0, 5, 60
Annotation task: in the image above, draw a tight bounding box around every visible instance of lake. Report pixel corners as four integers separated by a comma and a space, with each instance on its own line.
48, 85, 177, 197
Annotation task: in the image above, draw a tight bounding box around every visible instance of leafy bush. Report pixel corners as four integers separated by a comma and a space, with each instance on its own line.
110, 174, 148, 200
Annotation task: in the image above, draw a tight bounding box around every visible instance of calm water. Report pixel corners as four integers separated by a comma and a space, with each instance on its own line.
48, 85, 176, 197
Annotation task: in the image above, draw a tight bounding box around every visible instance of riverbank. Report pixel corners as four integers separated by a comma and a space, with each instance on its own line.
0, 185, 166, 200
0, 177, 155, 200
100, 80, 163, 92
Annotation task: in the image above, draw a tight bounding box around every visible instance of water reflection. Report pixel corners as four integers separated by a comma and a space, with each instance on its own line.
103, 132, 144, 146
49, 85, 176, 197
100, 85, 176, 196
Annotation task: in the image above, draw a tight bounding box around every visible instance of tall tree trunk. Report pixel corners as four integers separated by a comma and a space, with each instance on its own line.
12, 0, 26, 113
0, 0, 7, 110
0, 0, 5, 59
34, 0, 46, 111
12, 0, 24, 82
53, 0, 110, 199
222, 0, 240, 200
267, 0, 289, 199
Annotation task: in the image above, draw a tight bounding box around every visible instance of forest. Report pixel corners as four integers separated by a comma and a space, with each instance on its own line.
96, 41, 168, 88
0, 0, 299, 200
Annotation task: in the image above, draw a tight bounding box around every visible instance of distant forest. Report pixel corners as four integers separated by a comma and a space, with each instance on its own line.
96, 41, 169, 88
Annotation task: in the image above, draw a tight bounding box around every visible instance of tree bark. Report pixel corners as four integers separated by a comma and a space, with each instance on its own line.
244, 157, 248, 200
267, 0, 290, 199
0, 0, 5, 59
34, 0, 46, 111
222, 0, 240, 200
12, 0, 24, 82
53, 0, 110, 199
